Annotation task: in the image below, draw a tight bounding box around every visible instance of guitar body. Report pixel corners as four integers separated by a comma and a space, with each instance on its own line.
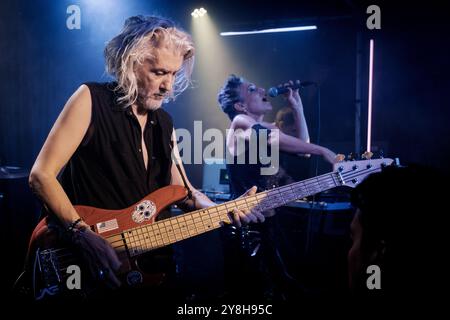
26, 185, 188, 300
22, 158, 393, 301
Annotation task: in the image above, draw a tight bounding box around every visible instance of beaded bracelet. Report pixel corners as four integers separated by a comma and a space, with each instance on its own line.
66, 218, 83, 233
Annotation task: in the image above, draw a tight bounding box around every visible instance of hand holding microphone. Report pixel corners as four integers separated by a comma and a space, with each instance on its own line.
269, 80, 314, 110
267, 79, 316, 97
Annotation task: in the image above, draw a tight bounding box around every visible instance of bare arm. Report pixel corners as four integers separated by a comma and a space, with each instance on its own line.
29, 85, 92, 228
282, 82, 310, 154
234, 114, 337, 164
290, 107, 311, 158
288, 84, 310, 143
272, 130, 336, 164
29, 84, 121, 286
292, 106, 310, 143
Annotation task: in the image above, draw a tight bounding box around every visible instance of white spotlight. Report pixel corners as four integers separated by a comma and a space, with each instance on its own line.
191, 8, 207, 18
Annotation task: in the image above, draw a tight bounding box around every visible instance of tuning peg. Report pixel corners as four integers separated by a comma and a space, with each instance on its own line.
362, 151, 373, 160
335, 154, 345, 162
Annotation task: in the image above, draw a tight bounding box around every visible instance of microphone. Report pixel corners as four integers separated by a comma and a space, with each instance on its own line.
267, 81, 316, 97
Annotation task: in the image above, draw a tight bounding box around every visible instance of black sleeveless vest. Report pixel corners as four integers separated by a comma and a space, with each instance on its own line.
59, 82, 174, 210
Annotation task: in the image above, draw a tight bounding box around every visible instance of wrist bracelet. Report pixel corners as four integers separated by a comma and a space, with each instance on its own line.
66, 218, 83, 233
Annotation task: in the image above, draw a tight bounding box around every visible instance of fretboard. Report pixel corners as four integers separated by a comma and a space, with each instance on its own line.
122, 171, 341, 257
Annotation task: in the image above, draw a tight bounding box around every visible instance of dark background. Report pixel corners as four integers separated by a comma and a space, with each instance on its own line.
1, 0, 449, 180
0, 0, 449, 299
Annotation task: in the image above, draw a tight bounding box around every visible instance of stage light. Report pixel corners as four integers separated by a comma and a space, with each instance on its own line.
190, 11, 246, 133
220, 25, 317, 36
191, 7, 207, 18
367, 39, 374, 153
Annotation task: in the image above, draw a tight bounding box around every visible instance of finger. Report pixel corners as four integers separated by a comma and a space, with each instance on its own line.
238, 210, 251, 225
252, 210, 265, 223
247, 186, 257, 196
292, 80, 301, 93
243, 186, 257, 196
232, 209, 242, 228
95, 238, 121, 272
242, 209, 257, 223
250, 213, 259, 223
248, 208, 264, 222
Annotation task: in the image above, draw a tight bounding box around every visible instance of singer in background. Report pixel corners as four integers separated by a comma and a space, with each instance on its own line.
217, 74, 339, 301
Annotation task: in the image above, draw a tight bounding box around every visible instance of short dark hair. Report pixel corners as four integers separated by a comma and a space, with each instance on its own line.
217, 74, 244, 120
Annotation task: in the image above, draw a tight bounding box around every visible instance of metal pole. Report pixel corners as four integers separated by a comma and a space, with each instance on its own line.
355, 32, 362, 156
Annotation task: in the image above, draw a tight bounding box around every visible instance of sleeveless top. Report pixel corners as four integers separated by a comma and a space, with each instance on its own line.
226, 124, 295, 199
59, 82, 174, 210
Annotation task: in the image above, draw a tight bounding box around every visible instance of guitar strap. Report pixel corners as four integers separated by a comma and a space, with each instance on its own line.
170, 133, 193, 200
175, 162, 193, 200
